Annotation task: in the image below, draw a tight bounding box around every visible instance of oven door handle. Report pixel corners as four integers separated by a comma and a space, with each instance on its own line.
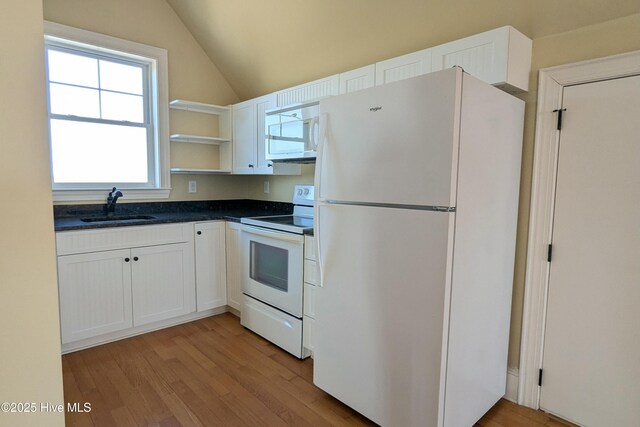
241, 225, 304, 243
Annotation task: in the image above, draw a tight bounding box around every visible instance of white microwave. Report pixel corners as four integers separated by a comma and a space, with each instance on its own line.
265, 101, 319, 163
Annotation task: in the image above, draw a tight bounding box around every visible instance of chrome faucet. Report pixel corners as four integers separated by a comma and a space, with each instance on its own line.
104, 187, 123, 215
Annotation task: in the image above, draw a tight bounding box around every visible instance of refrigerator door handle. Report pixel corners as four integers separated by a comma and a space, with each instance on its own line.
314, 113, 329, 287
314, 113, 328, 202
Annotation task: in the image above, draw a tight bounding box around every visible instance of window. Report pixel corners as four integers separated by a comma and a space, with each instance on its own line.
44, 22, 170, 201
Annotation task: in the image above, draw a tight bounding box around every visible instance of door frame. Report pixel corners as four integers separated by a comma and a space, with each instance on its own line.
518, 49, 640, 408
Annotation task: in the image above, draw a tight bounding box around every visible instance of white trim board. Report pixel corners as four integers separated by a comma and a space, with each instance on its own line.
505, 367, 519, 403
518, 49, 640, 409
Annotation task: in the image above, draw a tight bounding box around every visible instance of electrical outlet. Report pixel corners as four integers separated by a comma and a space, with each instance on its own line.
188, 180, 197, 193
263, 181, 270, 194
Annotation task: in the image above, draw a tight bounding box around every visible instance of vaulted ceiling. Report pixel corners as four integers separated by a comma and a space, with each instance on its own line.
166, 0, 640, 100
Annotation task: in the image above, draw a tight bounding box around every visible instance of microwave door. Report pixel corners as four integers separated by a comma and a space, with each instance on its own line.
268, 121, 307, 155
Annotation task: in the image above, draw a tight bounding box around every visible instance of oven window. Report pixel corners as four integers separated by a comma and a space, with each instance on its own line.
250, 241, 289, 292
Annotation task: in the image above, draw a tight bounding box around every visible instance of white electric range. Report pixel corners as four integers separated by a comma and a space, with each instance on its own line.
239, 185, 314, 358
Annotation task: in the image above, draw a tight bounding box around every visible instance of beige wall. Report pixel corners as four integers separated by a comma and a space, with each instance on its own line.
508, 12, 640, 367
43, 0, 249, 204
166, 0, 640, 101
0, 2, 65, 426
247, 165, 315, 202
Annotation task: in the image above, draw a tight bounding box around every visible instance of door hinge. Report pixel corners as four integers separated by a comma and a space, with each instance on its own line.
538, 368, 543, 386
553, 108, 566, 131
547, 244, 553, 262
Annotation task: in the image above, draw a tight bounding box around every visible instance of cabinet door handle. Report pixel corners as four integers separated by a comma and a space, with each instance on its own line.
133, 256, 139, 261
268, 163, 273, 167
124, 257, 130, 262
197, 231, 202, 235
248, 164, 254, 168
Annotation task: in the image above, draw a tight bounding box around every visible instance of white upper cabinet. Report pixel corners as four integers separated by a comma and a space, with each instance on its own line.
232, 94, 300, 175
232, 99, 257, 174
276, 74, 339, 106
431, 26, 532, 92
339, 65, 376, 94
255, 95, 276, 174
375, 48, 432, 86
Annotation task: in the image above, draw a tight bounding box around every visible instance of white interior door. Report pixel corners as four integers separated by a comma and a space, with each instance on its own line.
540, 74, 640, 426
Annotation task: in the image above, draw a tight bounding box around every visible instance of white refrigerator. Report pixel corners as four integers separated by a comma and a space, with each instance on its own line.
313, 68, 524, 427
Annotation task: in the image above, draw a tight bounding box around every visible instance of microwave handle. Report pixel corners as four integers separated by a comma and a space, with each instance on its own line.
309, 116, 319, 150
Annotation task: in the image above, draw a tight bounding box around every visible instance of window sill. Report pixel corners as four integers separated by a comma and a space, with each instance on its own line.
52, 188, 171, 202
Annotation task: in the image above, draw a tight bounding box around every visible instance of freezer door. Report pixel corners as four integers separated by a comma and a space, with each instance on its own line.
316, 68, 461, 208
313, 202, 454, 427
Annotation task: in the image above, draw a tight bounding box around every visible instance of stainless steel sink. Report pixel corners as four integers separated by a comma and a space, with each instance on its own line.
80, 215, 156, 223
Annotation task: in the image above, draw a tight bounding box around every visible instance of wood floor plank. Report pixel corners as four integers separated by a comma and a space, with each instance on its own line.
157, 392, 204, 427
61, 313, 577, 427
110, 406, 137, 427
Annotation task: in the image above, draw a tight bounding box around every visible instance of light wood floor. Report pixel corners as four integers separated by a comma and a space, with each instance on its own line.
62, 313, 575, 426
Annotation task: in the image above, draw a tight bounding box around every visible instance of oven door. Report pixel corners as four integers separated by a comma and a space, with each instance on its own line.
240, 225, 304, 318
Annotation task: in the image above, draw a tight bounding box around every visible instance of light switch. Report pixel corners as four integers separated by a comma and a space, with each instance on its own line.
263, 181, 270, 194
188, 180, 197, 193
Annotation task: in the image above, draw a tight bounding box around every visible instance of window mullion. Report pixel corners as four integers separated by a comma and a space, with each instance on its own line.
97, 59, 103, 119
49, 114, 147, 128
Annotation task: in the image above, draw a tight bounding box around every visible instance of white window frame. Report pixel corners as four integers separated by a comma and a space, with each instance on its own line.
44, 21, 170, 201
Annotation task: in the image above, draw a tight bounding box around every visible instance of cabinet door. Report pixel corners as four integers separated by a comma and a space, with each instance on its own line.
254, 94, 276, 174
339, 65, 375, 94
276, 74, 339, 107
232, 100, 257, 174
194, 222, 227, 311
375, 48, 432, 85
131, 242, 196, 326
431, 26, 531, 92
225, 222, 243, 311
57, 249, 133, 344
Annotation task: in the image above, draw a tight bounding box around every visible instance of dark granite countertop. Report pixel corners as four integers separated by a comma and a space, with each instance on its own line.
54, 200, 293, 232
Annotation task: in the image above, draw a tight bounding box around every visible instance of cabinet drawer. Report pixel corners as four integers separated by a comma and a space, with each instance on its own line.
56, 223, 193, 255
303, 282, 317, 319
304, 235, 316, 261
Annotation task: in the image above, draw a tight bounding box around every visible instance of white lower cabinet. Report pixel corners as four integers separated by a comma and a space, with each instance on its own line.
58, 249, 133, 344
131, 242, 195, 326
225, 222, 243, 311
194, 221, 227, 311
56, 223, 198, 349
303, 235, 318, 356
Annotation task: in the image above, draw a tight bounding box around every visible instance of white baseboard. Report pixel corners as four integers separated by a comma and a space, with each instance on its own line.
504, 367, 519, 403
61, 306, 229, 354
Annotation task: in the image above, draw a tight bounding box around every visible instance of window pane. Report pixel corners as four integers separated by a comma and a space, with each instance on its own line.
99, 60, 144, 95
49, 83, 100, 118
47, 50, 98, 88
101, 91, 144, 122
50, 119, 149, 183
